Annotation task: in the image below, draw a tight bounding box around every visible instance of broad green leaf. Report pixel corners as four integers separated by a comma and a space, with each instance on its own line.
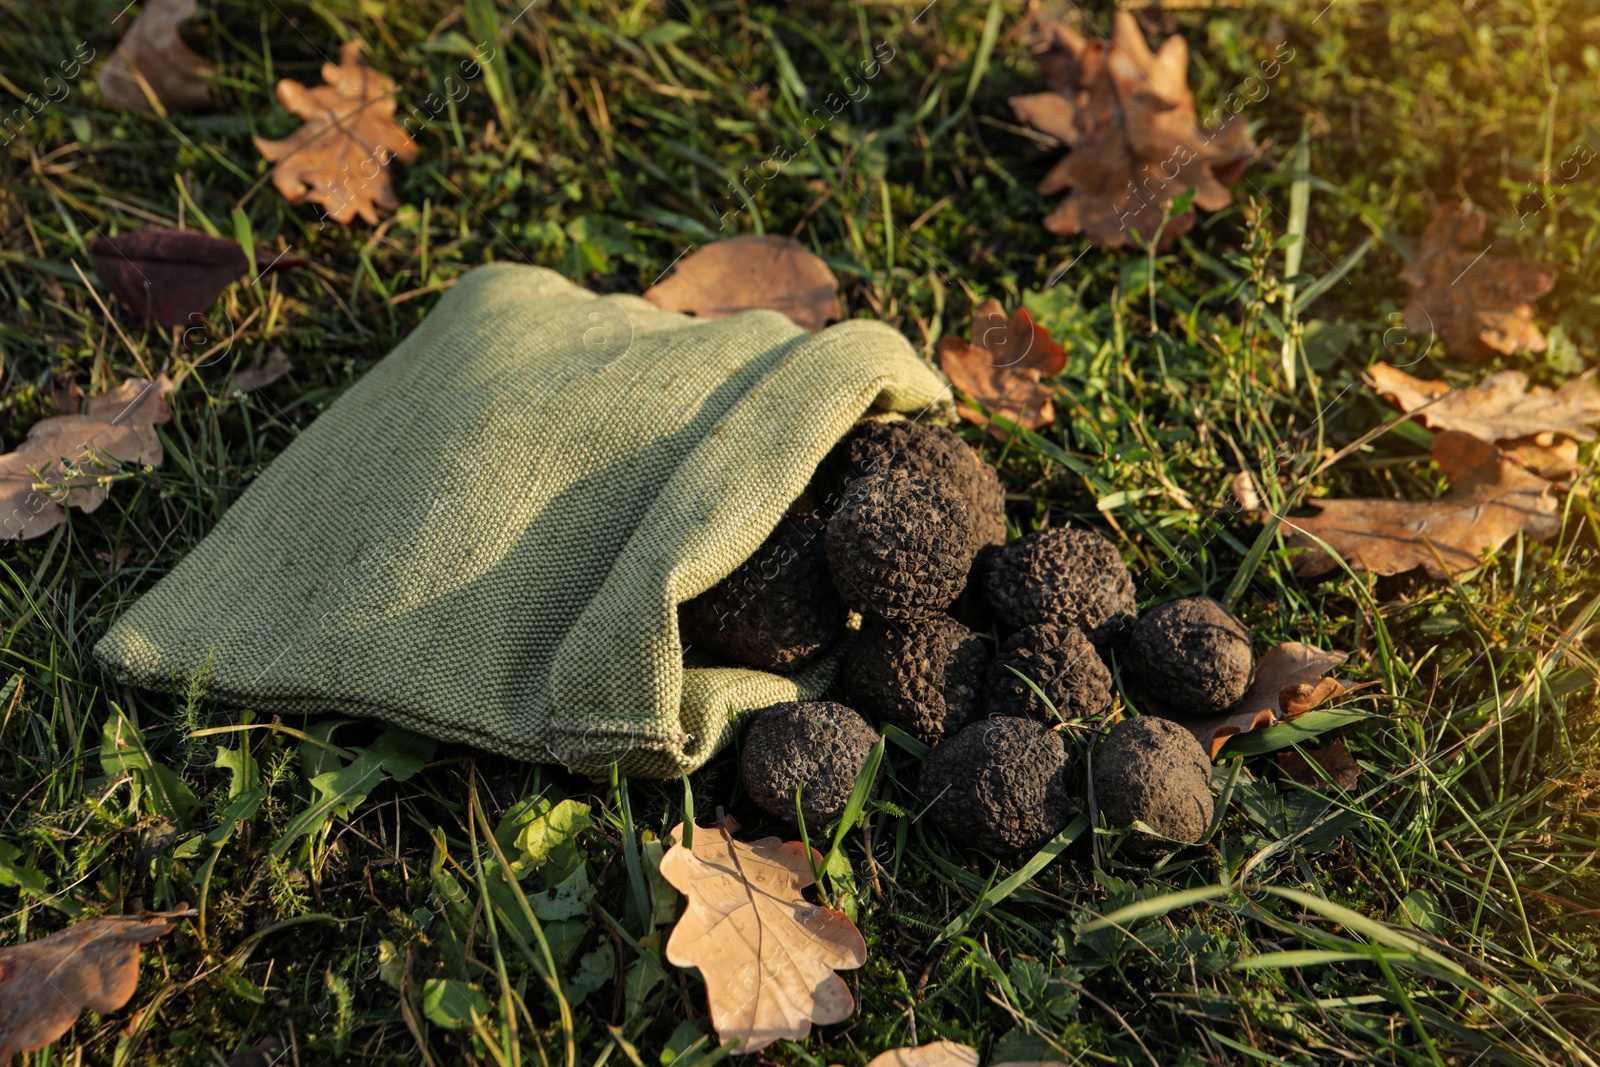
421, 978, 490, 1030
215, 744, 259, 800
0, 840, 48, 895
531, 862, 595, 922
100, 706, 201, 825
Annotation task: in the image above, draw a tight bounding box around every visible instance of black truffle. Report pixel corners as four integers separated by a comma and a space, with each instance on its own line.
983, 528, 1136, 655
680, 510, 845, 673
1093, 715, 1214, 858
919, 716, 1074, 855
842, 615, 990, 744
987, 623, 1112, 723
740, 701, 879, 828
825, 469, 977, 620
1126, 596, 1254, 717
829, 420, 1007, 546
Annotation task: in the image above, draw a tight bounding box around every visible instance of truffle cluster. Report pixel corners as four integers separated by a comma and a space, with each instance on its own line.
722, 416, 1260, 863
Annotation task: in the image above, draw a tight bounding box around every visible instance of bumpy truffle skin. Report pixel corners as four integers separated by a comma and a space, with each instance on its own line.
843, 615, 990, 744
987, 623, 1112, 723
681, 510, 845, 673
919, 716, 1073, 855
1093, 715, 1214, 858
826, 469, 977, 619
983, 528, 1136, 654
1127, 597, 1254, 717
830, 420, 1007, 547
741, 701, 880, 828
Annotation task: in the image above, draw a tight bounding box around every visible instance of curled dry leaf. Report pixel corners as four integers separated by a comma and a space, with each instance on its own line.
97, 0, 213, 113
91, 227, 303, 328
1278, 738, 1360, 792
1262, 430, 1560, 578
642, 235, 841, 333
1183, 642, 1348, 758
254, 40, 419, 226
0, 908, 191, 1060
1009, 13, 1258, 248
1, 376, 175, 540
228, 346, 293, 394
659, 817, 865, 1053
937, 299, 1067, 438
1369, 361, 1600, 478
1401, 202, 1556, 361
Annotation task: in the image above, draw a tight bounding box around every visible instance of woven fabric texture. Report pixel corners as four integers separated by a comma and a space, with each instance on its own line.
94, 264, 952, 777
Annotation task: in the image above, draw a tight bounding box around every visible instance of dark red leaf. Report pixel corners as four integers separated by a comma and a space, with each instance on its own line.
90, 226, 249, 327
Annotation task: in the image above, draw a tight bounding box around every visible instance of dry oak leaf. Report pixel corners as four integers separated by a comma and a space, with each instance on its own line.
1009, 12, 1258, 249
1271, 430, 1560, 578
254, 39, 419, 226
843, 1043, 1059, 1067
1401, 202, 1556, 361
857, 1043, 980, 1067
642, 235, 841, 333
1183, 642, 1348, 758
0, 908, 190, 1060
938, 299, 1067, 438
97, 0, 214, 113
0, 376, 175, 540
91, 227, 303, 328
1370, 360, 1600, 444
1278, 738, 1360, 792
659, 818, 866, 1054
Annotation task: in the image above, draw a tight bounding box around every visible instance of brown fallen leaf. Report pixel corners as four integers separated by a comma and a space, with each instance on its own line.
1278, 738, 1360, 792
937, 299, 1068, 438
228, 346, 293, 394
1267, 430, 1560, 578
1401, 202, 1556, 361
1370, 362, 1600, 444
642, 235, 841, 333
1183, 642, 1348, 758
857, 1042, 980, 1067
1009, 13, 1258, 248
659, 817, 865, 1053
0, 376, 174, 540
97, 0, 214, 113
254, 40, 419, 226
0, 908, 190, 1061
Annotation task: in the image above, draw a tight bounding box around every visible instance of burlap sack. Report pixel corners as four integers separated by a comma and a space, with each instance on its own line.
94, 264, 952, 776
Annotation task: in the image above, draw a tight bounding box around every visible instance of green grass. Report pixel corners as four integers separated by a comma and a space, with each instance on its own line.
4, 0, 1600, 1063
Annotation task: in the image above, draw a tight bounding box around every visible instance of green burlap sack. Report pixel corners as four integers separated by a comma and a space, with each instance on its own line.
94, 264, 952, 777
